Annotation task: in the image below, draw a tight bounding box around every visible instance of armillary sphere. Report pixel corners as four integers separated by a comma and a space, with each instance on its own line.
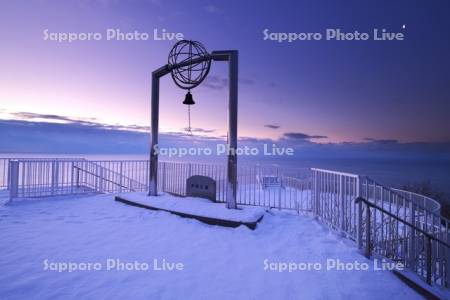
168, 40, 212, 134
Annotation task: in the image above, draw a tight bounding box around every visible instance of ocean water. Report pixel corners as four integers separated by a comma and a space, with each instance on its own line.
1, 153, 449, 197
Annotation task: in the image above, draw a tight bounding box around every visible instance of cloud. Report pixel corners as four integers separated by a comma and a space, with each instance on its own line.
11, 111, 150, 132
283, 132, 328, 140
1, 112, 449, 160
240, 77, 255, 85
182, 127, 216, 133
364, 137, 399, 144
204, 5, 220, 13
0, 119, 149, 154
0, 118, 223, 154
202, 75, 227, 90
239, 136, 273, 144
264, 124, 280, 129
201, 75, 255, 90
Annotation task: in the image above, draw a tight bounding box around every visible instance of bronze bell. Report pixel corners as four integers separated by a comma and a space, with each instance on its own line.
183, 91, 195, 105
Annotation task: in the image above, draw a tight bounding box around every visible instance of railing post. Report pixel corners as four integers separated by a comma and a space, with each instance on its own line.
425, 236, 432, 285
162, 162, 166, 192
446, 245, 450, 288
6, 158, 10, 191
314, 170, 319, 217
76, 167, 80, 188
339, 175, 345, 233
278, 167, 282, 210
365, 201, 371, 258
119, 161, 123, 193
70, 162, 75, 193
8, 160, 19, 201
408, 201, 416, 269
356, 178, 363, 249
98, 167, 104, 193
51, 161, 59, 195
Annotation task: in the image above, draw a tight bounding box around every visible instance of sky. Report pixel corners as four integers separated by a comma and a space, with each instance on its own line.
0, 0, 449, 157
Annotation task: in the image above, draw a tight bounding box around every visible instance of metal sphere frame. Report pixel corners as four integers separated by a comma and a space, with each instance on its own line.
168, 40, 211, 90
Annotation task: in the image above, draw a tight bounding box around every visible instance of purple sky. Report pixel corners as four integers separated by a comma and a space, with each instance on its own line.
0, 0, 449, 151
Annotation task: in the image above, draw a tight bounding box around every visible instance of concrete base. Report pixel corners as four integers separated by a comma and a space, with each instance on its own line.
114, 192, 265, 230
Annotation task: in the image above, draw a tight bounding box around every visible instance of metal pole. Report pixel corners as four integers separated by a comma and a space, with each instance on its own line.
365, 201, 371, 258
426, 236, 432, 285
339, 175, 345, 232
8, 160, 19, 201
313, 170, 319, 216
51, 161, 59, 196
356, 199, 363, 249
356, 177, 363, 249
226, 50, 238, 209
149, 73, 160, 196
408, 201, 416, 269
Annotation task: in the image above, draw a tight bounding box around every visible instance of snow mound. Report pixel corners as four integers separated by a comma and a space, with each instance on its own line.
115, 192, 265, 223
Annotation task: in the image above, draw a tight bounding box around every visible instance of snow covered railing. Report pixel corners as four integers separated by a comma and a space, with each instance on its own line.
1, 158, 83, 189
3, 157, 449, 292
159, 162, 311, 211
72, 160, 148, 193
355, 196, 450, 290
312, 168, 449, 292
6, 159, 150, 199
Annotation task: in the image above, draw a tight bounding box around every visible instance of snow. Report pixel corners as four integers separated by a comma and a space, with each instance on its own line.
0, 194, 422, 300
116, 192, 266, 223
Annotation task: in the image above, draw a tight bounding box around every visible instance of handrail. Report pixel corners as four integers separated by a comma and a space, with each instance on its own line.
355, 196, 449, 248
364, 177, 446, 222
73, 166, 137, 191
391, 187, 441, 213
310, 167, 444, 222
78, 161, 147, 190
310, 168, 360, 178
355, 196, 449, 288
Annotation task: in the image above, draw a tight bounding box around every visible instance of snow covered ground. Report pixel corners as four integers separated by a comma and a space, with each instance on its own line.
0, 194, 422, 300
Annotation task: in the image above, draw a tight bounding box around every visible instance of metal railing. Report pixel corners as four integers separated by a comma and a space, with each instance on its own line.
160, 162, 312, 211
355, 196, 449, 289
2, 158, 448, 291
1, 158, 85, 189
5, 159, 150, 198
311, 168, 449, 291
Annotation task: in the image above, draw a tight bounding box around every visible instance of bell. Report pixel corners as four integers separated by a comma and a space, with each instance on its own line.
183, 91, 195, 105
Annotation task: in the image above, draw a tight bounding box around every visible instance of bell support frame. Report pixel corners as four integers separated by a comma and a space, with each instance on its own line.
149, 50, 238, 209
